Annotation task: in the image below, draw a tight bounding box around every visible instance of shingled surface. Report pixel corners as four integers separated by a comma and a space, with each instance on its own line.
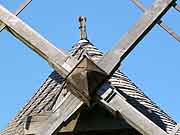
0, 40, 179, 135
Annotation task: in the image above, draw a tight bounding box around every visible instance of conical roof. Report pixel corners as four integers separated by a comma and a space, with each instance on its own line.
0, 39, 179, 135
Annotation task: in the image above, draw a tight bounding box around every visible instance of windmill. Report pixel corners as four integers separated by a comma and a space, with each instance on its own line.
0, 0, 180, 135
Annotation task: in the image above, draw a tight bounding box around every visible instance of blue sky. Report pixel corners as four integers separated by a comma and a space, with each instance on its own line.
0, 0, 179, 130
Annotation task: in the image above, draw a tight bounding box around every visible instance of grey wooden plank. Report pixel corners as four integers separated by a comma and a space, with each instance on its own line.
131, 0, 180, 42
159, 20, 180, 42
98, 86, 168, 135
14, 0, 32, 16
97, 0, 176, 75
0, 0, 32, 32
24, 112, 52, 135
173, 3, 180, 12
30, 83, 168, 135
37, 92, 84, 135
0, 4, 78, 78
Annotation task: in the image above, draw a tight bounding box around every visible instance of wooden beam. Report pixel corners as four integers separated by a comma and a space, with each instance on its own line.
0, 0, 32, 32
36, 93, 84, 135
14, 0, 32, 16
98, 86, 168, 135
130, 0, 180, 42
0, 3, 174, 135
173, 3, 180, 13
28, 83, 169, 135
24, 112, 52, 135
0, 4, 78, 78
97, 0, 176, 75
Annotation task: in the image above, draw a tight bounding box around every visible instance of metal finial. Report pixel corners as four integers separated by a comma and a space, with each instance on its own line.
78, 16, 87, 40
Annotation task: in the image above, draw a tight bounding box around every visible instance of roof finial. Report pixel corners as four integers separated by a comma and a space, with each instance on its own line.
78, 16, 87, 40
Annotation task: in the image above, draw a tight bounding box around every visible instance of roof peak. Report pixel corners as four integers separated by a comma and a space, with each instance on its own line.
77, 39, 89, 43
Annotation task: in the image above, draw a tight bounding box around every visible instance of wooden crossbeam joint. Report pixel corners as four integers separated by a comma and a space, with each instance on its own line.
98, 84, 168, 135
0, 1, 176, 135
66, 56, 108, 106
97, 0, 177, 75
173, 2, 180, 12
0, 0, 32, 32
37, 93, 84, 135
0, 4, 108, 107
130, 0, 180, 42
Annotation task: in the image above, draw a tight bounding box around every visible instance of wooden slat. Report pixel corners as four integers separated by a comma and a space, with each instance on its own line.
0, 4, 78, 78
30, 83, 168, 135
97, 0, 176, 75
24, 112, 52, 135
44, 83, 168, 135
14, 0, 32, 16
37, 92, 84, 135
0, 0, 32, 32
0, 2, 174, 135
131, 0, 180, 42
98, 86, 168, 135
170, 123, 180, 135
173, 3, 180, 12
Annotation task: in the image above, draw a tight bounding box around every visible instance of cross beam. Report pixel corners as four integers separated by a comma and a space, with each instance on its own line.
97, 0, 176, 75
0, 1, 176, 135
173, 3, 180, 12
31, 84, 168, 135
0, 4, 78, 78
37, 93, 84, 135
0, 4, 101, 104
0, 4, 107, 105
130, 0, 180, 42
99, 86, 167, 135
0, 0, 32, 32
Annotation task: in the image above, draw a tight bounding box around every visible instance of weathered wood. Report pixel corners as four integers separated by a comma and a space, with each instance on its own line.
24, 112, 52, 135
173, 3, 180, 12
0, 0, 32, 32
59, 104, 133, 133
98, 86, 168, 135
0, 2, 175, 135
36, 92, 84, 135
170, 123, 180, 135
25, 83, 169, 135
51, 82, 168, 135
0, 4, 78, 78
0, 6, 106, 105
14, 0, 32, 16
24, 92, 84, 135
131, 0, 180, 42
97, 0, 176, 75
67, 56, 107, 105
79, 16, 87, 40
